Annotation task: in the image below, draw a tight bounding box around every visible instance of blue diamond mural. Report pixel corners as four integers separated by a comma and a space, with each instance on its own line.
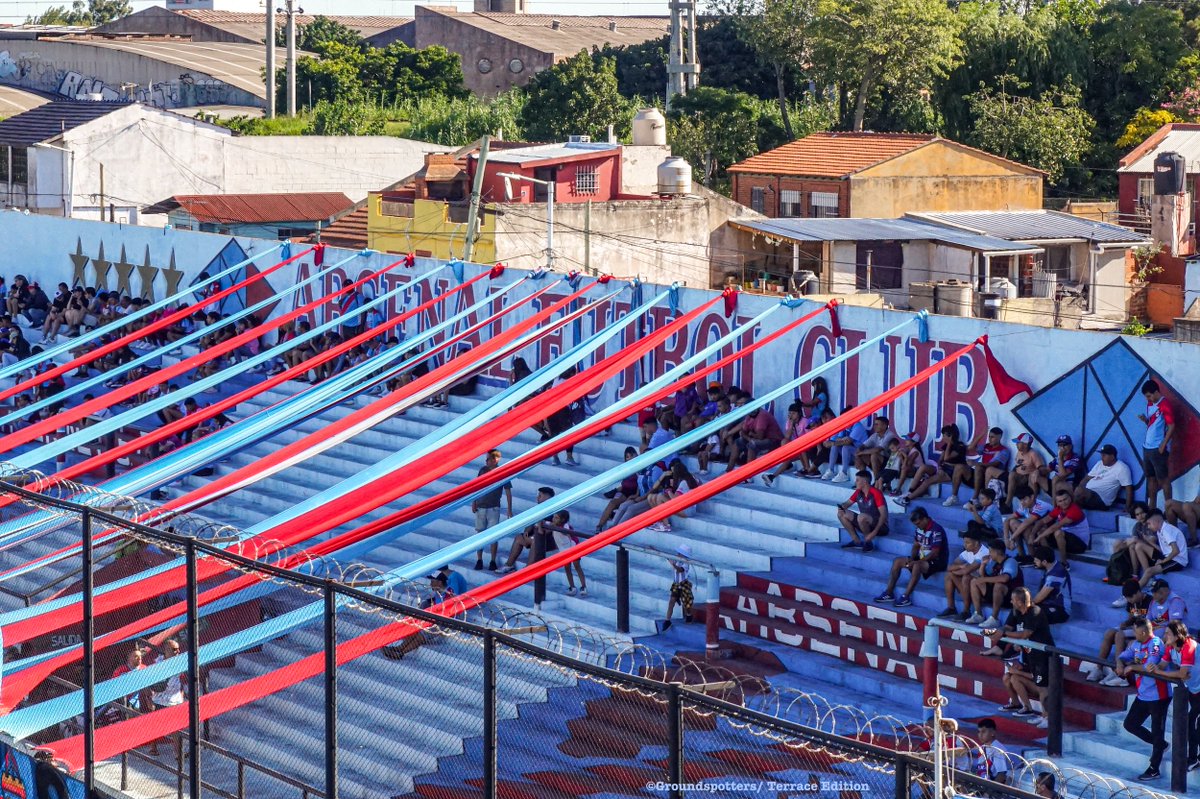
1013, 338, 1200, 489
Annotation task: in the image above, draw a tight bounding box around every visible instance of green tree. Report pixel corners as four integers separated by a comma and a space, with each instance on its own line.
1117, 108, 1184, 149
402, 91, 526, 146
519, 51, 633, 141
967, 77, 1094, 184
306, 98, 385, 135
809, 0, 962, 131
667, 87, 763, 186
283, 49, 365, 111
298, 16, 365, 54
361, 42, 468, 104
27, 0, 130, 25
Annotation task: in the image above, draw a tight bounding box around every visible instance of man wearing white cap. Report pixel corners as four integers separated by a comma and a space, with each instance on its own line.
658, 544, 694, 632
1007, 433, 1045, 509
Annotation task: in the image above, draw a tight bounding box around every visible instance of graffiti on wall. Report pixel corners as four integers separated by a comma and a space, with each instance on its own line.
0, 51, 17, 80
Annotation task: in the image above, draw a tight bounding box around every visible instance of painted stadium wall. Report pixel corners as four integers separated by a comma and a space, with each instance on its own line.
5, 210, 1197, 502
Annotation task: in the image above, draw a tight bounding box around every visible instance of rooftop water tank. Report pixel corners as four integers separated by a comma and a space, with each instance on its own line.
657, 156, 692, 196
632, 108, 667, 146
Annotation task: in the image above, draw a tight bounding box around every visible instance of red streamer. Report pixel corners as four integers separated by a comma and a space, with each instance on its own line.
980, 335, 1032, 404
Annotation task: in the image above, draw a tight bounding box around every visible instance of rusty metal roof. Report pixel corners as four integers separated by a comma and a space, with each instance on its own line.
143, 192, 354, 224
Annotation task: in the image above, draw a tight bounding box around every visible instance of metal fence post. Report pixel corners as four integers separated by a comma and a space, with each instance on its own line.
616, 546, 629, 634
1172, 686, 1189, 794
704, 569, 720, 657
667, 684, 684, 799
483, 631, 497, 799
532, 531, 546, 608
81, 509, 95, 797
1046, 654, 1063, 758
324, 579, 338, 799
893, 753, 910, 799
185, 538, 202, 799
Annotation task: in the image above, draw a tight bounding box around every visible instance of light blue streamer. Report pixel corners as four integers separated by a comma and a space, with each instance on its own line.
0, 243, 284, 382
0, 251, 366, 427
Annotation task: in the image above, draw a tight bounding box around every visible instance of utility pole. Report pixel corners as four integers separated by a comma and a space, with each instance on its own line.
666, 0, 699, 106
464, 135, 490, 263
98, 163, 105, 223
497, 171, 555, 271
282, 0, 302, 116
265, 6, 276, 118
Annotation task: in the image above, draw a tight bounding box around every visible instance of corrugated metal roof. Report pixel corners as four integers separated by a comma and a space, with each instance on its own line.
143, 192, 354, 224
487, 141, 619, 164
41, 37, 297, 98
914, 210, 1148, 244
177, 10, 411, 41
729, 132, 936, 178
316, 205, 368, 249
1119, 125, 1200, 174
434, 10, 668, 56
729, 217, 1042, 253
0, 86, 52, 118
0, 99, 129, 146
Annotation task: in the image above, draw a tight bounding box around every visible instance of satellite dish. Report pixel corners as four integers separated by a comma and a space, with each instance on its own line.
503, 175, 514, 201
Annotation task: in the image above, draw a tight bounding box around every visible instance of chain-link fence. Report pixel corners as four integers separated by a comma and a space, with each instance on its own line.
0, 479, 1176, 799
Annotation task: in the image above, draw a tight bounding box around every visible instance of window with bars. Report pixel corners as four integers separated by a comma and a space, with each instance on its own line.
750, 187, 766, 214
574, 165, 598, 195
780, 190, 802, 217
809, 191, 839, 218
0, 147, 28, 184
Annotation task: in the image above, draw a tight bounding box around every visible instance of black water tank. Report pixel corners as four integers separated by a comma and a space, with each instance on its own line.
1154, 151, 1186, 195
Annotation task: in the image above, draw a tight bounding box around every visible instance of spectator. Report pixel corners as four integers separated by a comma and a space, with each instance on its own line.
877, 433, 923, 496
1038, 435, 1083, 499
798, 407, 837, 478
855, 416, 898, 476
1145, 578, 1188, 637
1086, 579, 1151, 686
1165, 491, 1200, 548
434, 564, 467, 596
110, 648, 148, 714
1140, 380, 1175, 508
822, 407, 869, 483
799, 376, 830, 428
597, 447, 640, 530
641, 415, 680, 467
696, 397, 732, 475
1134, 511, 1189, 589
548, 510, 587, 597
962, 427, 1012, 508
728, 400, 783, 472
939, 529, 986, 618
761, 402, 810, 487
989, 586, 1053, 729
1031, 546, 1071, 624
147, 639, 186, 757
645, 461, 700, 533
1007, 433, 1046, 508
1075, 444, 1134, 511
1109, 502, 1153, 589
968, 718, 1011, 784
4, 275, 27, 319
1032, 490, 1090, 564
964, 488, 1004, 540
1005, 486, 1052, 564
894, 425, 967, 507
1153, 620, 1200, 771
472, 449, 513, 572
874, 507, 947, 607
1035, 772, 1061, 799
499, 486, 555, 572
836, 470, 889, 552
1116, 617, 1172, 781
966, 539, 1022, 628
658, 543, 694, 632
673, 379, 702, 435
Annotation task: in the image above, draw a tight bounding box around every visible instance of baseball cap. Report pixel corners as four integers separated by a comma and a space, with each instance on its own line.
1150, 578, 1170, 592
707, 381, 722, 390
1055, 434, 1073, 445
676, 543, 692, 558
1100, 443, 1118, 456
1012, 433, 1033, 445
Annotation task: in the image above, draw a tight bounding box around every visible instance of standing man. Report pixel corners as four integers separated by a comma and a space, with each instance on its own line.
1153, 620, 1200, 772
836, 470, 889, 552
1117, 617, 1172, 781
472, 449, 513, 572
1140, 380, 1175, 508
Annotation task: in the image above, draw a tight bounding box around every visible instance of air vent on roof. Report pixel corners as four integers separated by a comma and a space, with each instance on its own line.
551, 18, 560, 28
608, 20, 616, 30
568, 135, 591, 143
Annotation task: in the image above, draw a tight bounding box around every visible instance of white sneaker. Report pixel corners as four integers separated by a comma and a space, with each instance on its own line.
1030, 716, 1048, 729
942, 495, 959, 507
964, 613, 984, 624
579, 588, 588, 597
980, 616, 1001, 629
1111, 597, 1128, 608
821, 468, 836, 481
1083, 663, 1103, 682
831, 470, 851, 483
564, 586, 577, 596
1101, 674, 1128, 687
963, 499, 977, 510
1103, 666, 1119, 682
699, 468, 709, 475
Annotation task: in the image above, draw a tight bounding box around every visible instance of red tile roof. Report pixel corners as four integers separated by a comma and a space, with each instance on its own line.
315, 206, 368, 249
144, 192, 354, 224
729, 132, 938, 178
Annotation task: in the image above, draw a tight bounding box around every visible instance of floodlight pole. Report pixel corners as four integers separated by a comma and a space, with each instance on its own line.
497, 171, 555, 271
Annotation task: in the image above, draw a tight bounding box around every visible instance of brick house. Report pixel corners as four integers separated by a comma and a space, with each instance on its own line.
728, 132, 1044, 220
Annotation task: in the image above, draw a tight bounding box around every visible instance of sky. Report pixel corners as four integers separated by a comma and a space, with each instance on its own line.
0, 0, 672, 23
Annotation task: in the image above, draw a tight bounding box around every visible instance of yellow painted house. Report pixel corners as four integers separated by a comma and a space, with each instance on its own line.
367, 195, 497, 262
